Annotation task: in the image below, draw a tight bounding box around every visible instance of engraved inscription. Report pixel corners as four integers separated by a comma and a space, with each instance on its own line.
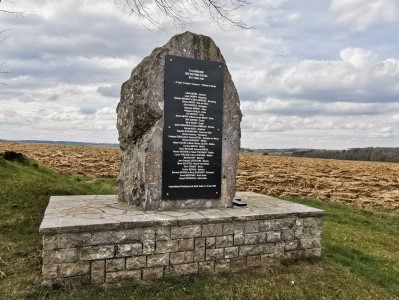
162, 55, 224, 200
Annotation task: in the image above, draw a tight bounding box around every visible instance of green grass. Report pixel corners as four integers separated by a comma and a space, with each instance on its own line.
285, 197, 399, 297
1, 157, 398, 300
0, 156, 116, 299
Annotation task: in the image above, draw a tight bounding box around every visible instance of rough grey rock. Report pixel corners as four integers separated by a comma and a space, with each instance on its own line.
116, 31, 242, 210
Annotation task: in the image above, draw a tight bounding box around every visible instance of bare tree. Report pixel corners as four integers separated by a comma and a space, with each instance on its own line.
114, 0, 251, 29
0, 9, 23, 16
0, 1, 25, 80
0, 30, 10, 81
0, 0, 25, 16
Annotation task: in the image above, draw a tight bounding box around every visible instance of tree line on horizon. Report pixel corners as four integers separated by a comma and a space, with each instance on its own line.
291, 147, 399, 163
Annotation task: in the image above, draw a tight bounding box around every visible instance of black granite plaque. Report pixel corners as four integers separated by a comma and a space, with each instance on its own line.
162, 55, 224, 200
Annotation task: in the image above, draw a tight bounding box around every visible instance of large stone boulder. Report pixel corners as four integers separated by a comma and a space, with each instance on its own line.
116, 31, 241, 210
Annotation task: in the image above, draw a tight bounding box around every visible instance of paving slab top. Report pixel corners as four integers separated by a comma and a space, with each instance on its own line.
39, 192, 324, 234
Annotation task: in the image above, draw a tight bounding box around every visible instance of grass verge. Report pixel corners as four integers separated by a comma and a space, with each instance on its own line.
286, 197, 399, 297
0, 156, 116, 299
0, 157, 398, 299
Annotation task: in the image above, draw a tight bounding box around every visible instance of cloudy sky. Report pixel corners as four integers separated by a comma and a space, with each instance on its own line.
1, 0, 398, 149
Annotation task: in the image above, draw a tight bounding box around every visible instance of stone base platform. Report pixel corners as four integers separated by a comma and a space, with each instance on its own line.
39, 192, 324, 286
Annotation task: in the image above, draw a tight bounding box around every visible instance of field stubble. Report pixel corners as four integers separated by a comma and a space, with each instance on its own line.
1, 142, 398, 209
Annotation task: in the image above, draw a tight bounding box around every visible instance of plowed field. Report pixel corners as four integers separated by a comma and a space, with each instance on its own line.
0, 142, 120, 178
1, 142, 398, 209
237, 154, 399, 210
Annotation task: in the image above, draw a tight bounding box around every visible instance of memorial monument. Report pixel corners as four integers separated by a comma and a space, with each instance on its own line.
116, 31, 241, 210
39, 32, 324, 286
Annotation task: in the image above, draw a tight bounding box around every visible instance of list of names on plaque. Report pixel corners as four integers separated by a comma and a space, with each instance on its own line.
162, 55, 224, 200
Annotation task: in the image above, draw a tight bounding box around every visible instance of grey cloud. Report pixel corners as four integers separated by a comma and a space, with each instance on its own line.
266, 104, 322, 117
330, 0, 399, 31
241, 99, 396, 118
97, 85, 120, 98
3, 7, 163, 61
79, 107, 98, 115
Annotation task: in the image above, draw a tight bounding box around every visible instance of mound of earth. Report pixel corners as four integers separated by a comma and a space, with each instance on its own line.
1, 151, 26, 162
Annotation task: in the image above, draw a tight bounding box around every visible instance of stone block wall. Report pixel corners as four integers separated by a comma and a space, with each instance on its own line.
42, 216, 323, 286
